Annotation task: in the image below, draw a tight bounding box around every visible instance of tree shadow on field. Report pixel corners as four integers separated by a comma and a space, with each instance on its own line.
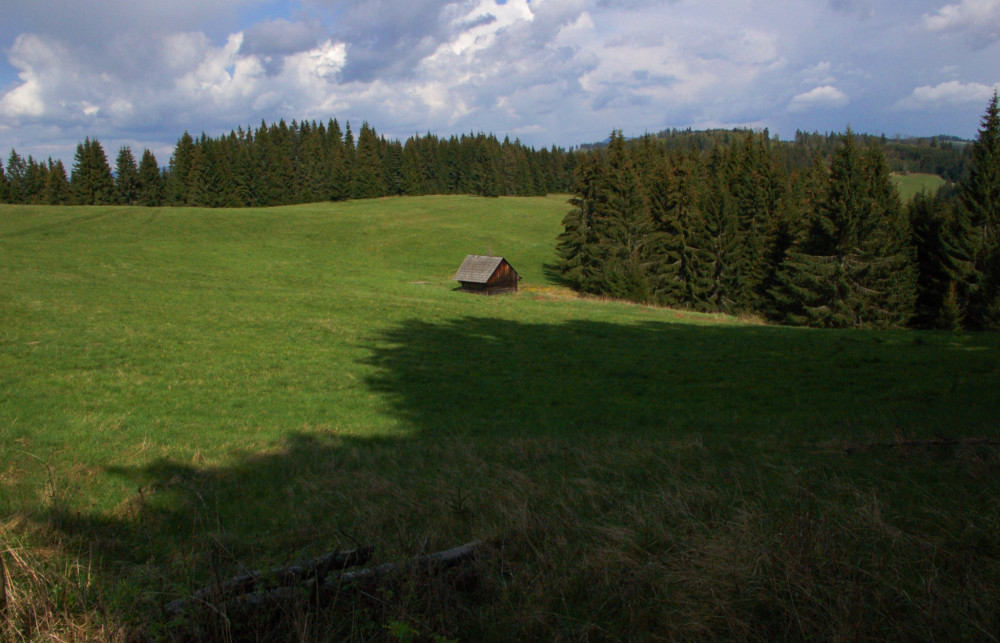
33, 315, 1000, 639
361, 315, 992, 440
541, 261, 574, 288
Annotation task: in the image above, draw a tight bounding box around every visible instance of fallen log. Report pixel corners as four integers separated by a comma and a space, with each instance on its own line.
844, 436, 1000, 453
164, 545, 373, 617
221, 540, 483, 614
165, 541, 482, 620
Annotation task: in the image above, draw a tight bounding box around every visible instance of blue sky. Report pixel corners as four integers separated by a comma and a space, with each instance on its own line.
1, 0, 999, 164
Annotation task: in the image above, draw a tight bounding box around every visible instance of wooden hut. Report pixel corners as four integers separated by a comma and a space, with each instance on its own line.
452, 255, 521, 295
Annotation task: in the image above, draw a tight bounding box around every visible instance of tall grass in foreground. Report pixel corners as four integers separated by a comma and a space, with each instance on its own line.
5, 435, 997, 641
1, 198, 998, 640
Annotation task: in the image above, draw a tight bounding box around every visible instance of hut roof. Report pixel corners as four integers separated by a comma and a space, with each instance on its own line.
452, 255, 507, 284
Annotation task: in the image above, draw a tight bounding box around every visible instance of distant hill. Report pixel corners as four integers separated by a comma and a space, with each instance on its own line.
579, 127, 969, 181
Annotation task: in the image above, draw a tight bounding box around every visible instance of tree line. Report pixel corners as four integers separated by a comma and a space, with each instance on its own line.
584, 127, 969, 182
557, 93, 1000, 330
0, 119, 577, 207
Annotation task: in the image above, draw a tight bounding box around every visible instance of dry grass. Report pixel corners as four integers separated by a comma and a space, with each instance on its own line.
7, 434, 998, 641
0, 527, 129, 642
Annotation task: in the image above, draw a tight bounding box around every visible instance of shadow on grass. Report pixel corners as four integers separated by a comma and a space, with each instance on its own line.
541, 261, 574, 288
29, 315, 1000, 640
362, 315, 997, 440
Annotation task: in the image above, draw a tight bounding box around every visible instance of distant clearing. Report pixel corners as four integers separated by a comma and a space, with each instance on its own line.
891, 171, 947, 201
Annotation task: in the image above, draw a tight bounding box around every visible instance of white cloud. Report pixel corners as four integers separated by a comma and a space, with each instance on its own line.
802, 61, 836, 85
895, 80, 1000, 109
0, 0, 998, 160
788, 85, 849, 112
923, 0, 1000, 47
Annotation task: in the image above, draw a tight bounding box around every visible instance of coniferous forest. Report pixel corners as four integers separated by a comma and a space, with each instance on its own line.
0, 119, 576, 208
558, 93, 1000, 331
1, 96, 997, 331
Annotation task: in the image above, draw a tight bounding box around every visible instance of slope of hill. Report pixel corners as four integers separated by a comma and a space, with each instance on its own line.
1, 197, 997, 641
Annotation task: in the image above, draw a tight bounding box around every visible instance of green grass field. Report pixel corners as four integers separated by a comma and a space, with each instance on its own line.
891, 172, 948, 201
1, 196, 998, 641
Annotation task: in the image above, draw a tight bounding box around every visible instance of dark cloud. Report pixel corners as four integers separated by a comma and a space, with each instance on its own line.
241, 18, 326, 57
240, 18, 328, 74
0, 0, 258, 45
306, 0, 469, 82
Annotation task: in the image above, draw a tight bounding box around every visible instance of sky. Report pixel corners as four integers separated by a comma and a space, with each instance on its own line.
1, 0, 999, 165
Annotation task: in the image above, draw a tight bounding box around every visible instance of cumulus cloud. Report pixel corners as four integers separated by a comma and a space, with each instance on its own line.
0, 0, 996, 160
923, 0, 1000, 48
788, 85, 849, 112
895, 80, 1000, 109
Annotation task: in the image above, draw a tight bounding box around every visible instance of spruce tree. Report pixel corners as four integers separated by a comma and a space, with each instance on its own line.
6, 149, 26, 203
383, 139, 406, 196
327, 119, 350, 200
137, 149, 165, 206
0, 159, 8, 203
557, 153, 602, 290
587, 131, 654, 301
646, 150, 719, 309
24, 156, 48, 203
352, 122, 387, 199
43, 159, 71, 205
167, 132, 195, 205
773, 131, 914, 328
700, 143, 739, 311
71, 138, 114, 205
401, 138, 424, 195
957, 91, 1000, 328
114, 146, 140, 205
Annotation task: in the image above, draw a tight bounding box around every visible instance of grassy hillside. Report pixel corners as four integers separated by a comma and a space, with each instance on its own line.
1, 197, 998, 641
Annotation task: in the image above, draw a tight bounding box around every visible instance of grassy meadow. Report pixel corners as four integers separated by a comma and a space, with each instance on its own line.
1, 196, 998, 641
891, 171, 948, 201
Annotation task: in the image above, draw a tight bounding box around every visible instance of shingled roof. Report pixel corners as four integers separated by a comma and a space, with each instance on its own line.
452, 255, 506, 284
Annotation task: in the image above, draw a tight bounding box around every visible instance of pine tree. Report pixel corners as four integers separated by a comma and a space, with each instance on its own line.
137, 149, 165, 206
401, 138, 423, 195
327, 119, 350, 201
957, 91, 1000, 328
557, 153, 602, 289
643, 149, 720, 309
0, 158, 8, 203
6, 149, 26, 203
383, 139, 406, 196
343, 121, 356, 197
71, 138, 114, 205
587, 131, 654, 301
471, 136, 502, 197
114, 146, 140, 205
730, 132, 786, 312
352, 122, 387, 199
42, 159, 71, 205
24, 156, 48, 203
167, 132, 195, 205
773, 131, 914, 328
698, 144, 739, 312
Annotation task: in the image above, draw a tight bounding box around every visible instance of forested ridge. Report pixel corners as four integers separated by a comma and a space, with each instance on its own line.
0, 119, 576, 207
582, 127, 969, 180
558, 93, 1000, 331
0, 117, 969, 210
